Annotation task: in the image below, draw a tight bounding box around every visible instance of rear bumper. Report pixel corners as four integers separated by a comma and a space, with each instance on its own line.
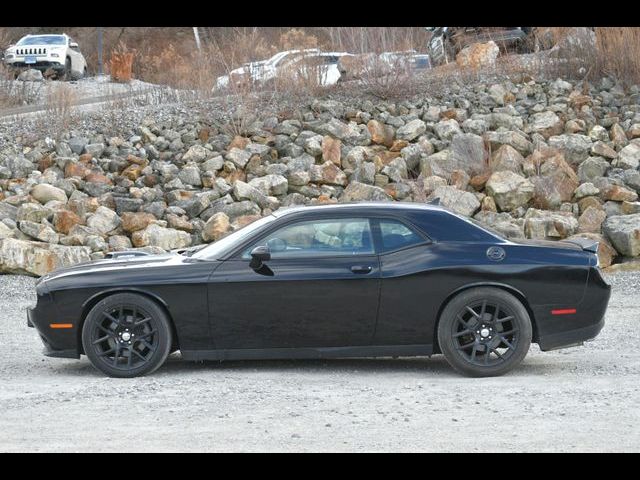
537, 317, 604, 351
535, 267, 611, 351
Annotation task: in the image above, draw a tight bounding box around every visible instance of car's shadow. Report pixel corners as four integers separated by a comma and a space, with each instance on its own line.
52, 351, 569, 379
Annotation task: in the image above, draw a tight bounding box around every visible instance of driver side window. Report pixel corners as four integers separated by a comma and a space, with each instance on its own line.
243, 218, 374, 259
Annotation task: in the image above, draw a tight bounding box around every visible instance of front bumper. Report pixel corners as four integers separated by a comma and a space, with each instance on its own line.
27, 296, 80, 360
5, 60, 65, 72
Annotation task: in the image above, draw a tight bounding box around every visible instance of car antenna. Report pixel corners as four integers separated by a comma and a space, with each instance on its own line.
428, 197, 440, 206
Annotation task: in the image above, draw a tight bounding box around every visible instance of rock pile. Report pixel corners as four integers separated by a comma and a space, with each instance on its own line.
2, 75, 640, 275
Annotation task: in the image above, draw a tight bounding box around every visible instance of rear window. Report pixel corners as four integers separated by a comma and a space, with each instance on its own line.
378, 219, 425, 252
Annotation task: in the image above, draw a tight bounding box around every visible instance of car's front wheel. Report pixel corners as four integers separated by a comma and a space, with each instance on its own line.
82, 293, 173, 378
437, 287, 532, 377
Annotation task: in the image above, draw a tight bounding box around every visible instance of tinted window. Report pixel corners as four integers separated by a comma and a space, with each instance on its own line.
244, 218, 374, 259
378, 219, 425, 252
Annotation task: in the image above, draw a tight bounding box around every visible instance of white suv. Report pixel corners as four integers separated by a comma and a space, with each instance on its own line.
4, 33, 87, 80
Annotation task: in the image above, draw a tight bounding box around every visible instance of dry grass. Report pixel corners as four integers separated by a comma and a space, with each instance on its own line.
109, 42, 135, 83
43, 83, 77, 138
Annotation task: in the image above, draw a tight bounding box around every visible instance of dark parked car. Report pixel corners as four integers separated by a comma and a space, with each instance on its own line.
27, 202, 611, 378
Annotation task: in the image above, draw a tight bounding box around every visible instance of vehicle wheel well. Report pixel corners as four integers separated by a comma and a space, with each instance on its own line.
77, 290, 179, 355
432, 284, 538, 354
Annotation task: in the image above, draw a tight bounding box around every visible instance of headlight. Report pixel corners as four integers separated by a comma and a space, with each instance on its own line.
50, 53, 60, 58
5, 53, 14, 59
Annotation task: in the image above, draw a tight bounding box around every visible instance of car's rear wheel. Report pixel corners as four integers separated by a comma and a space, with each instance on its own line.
437, 287, 532, 377
82, 293, 172, 378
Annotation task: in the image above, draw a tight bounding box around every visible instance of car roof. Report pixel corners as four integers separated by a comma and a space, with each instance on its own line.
272, 201, 446, 218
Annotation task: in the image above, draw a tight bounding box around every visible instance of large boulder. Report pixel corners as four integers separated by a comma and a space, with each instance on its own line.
17, 69, 44, 82
431, 186, 480, 217
0, 238, 91, 276
614, 143, 640, 170
474, 211, 525, 238
87, 206, 121, 235
131, 224, 192, 250
202, 212, 231, 242
450, 133, 487, 177
529, 151, 580, 209
456, 41, 499, 69
548, 134, 592, 164
485, 171, 535, 211
30, 184, 68, 204
248, 174, 289, 196
527, 111, 564, 139
603, 214, 640, 257
396, 119, 426, 141
524, 209, 578, 239
340, 182, 392, 202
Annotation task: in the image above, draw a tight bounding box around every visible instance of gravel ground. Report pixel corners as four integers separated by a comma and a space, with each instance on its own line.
0, 272, 638, 452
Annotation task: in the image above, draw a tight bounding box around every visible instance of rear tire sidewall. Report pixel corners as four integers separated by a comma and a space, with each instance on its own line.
437, 287, 532, 377
82, 293, 172, 378
61, 58, 71, 81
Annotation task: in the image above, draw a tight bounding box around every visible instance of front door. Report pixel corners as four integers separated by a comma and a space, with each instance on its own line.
207, 216, 381, 350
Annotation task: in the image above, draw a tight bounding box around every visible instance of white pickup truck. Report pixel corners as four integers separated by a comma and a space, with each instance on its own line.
3, 33, 87, 80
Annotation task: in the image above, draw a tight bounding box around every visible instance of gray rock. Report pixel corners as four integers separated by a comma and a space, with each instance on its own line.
474, 211, 525, 238
0, 238, 92, 276
87, 206, 121, 235
248, 174, 288, 196
548, 134, 592, 164
434, 119, 462, 141
578, 157, 610, 183
132, 224, 191, 250
614, 143, 640, 170
226, 148, 252, 169
19, 220, 59, 243
396, 119, 426, 141
486, 171, 535, 211
574, 183, 600, 200
30, 184, 67, 204
603, 214, 640, 256
340, 182, 392, 202
524, 209, 578, 239
17, 69, 43, 82
68, 137, 89, 155
178, 164, 202, 187
431, 186, 480, 217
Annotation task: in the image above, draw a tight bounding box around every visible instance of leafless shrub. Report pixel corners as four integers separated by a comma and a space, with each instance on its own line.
43, 83, 77, 138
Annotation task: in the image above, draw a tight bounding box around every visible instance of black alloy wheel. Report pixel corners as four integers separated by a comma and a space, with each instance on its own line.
82, 293, 172, 378
438, 287, 532, 377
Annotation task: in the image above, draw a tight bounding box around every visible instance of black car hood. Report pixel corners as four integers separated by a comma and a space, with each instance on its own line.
38, 252, 182, 284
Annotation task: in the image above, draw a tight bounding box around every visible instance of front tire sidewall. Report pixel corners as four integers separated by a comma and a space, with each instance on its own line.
82, 293, 172, 378
438, 288, 532, 377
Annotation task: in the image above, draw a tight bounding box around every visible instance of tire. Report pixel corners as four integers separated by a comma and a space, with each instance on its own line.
437, 287, 532, 377
60, 57, 71, 81
82, 293, 173, 378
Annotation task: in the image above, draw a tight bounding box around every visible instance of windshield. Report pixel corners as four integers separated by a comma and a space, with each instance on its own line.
191, 215, 277, 260
18, 35, 66, 46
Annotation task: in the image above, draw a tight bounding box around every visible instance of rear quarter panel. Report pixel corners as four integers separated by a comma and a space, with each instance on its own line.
374, 241, 590, 347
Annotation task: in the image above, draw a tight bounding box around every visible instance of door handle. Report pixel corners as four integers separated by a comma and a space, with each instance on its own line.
350, 265, 373, 274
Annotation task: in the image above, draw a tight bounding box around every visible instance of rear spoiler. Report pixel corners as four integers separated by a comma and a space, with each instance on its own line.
562, 237, 599, 253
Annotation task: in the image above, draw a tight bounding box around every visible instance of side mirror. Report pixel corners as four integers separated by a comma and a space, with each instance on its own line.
69, 42, 79, 49
249, 245, 271, 270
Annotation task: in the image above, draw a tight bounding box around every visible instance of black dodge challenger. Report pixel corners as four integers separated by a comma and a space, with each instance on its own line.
27, 202, 611, 378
